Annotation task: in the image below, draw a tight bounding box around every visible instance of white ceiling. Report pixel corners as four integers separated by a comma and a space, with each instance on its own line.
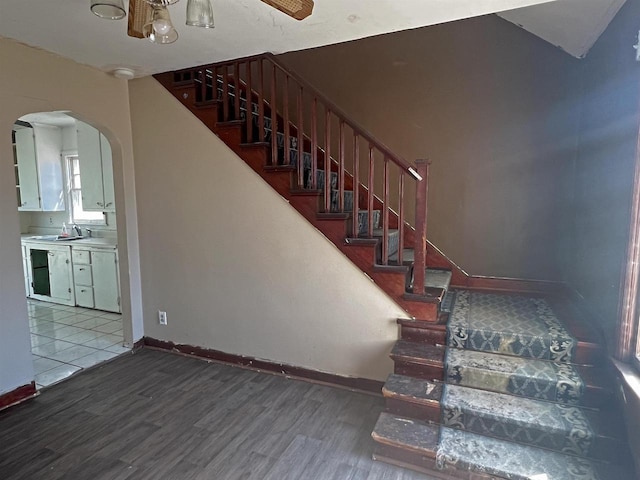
0, 0, 555, 77
499, 0, 627, 58
18, 112, 77, 128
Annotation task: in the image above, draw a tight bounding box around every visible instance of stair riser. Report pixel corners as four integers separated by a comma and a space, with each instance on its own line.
393, 360, 608, 409
400, 326, 447, 345
385, 397, 441, 424
373, 445, 475, 480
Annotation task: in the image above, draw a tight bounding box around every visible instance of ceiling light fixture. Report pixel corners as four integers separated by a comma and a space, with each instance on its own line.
90, 0, 214, 45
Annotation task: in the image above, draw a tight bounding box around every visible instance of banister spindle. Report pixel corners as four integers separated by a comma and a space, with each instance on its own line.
246, 61, 253, 143
367, 145, 374, 238
382, 157, 390, 265
311, 97, 318, 189
398, 172, 405, 265
297, 86, 304, 187
212, 66, 219, 102
283, 74, 290, 165
234, 61, 241, 120
222, 65, 229, 121
413, 159, 430, 295
339, 120, 345, 212
271, 64, 278, 166
352, 135, 360, 237
258, 59, 265, 143
324, 108, 331, 212
199, 69, 206, 103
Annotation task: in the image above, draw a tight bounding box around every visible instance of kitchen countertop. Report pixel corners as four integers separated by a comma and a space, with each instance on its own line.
21, 234, 117, 249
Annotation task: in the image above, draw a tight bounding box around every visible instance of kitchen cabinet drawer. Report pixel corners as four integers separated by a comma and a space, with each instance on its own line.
75, 285, 94, 309
72, 249, 90, 264
73, 264, 92, 285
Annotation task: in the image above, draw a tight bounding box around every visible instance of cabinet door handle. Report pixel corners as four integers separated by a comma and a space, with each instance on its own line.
79, 268, 85, 271
105, 202, 113, 207
97, 201, 104, 207
48, 252, 54, 256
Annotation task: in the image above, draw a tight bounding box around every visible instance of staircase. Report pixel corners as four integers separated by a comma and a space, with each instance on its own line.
372, 290, 635, 479
153, 54, 635, 479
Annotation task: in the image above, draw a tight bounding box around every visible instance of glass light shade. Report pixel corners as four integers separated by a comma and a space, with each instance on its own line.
90, 0, 126, 19
143, 6, 178, 44
186, 0, 214, 28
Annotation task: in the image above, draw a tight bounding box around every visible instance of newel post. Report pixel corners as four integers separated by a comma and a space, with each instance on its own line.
413, 159, 431, 295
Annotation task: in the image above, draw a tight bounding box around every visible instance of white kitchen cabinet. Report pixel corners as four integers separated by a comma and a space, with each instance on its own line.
24, 243, 75, 306
91, 251, 120, 312
13, 125, 64, 212
72, 249, 94, 308
77, 121, 115, 212
48, 247, 74, 304
14, 128, 41, 211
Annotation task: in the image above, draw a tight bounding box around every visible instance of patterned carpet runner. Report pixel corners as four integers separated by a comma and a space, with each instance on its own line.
441, 383, 595, 456
444, 347, 586, 405
447, 290, 577, 363
436, 427, 601, 480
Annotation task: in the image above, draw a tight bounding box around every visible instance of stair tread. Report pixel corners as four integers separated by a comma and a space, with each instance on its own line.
447, 290, 586, 364
382, 373, 442, 405
390, 340, 444, 366
424, 269, 452, 290
445, 347, 586, 405
441, 383, 616, 458
372, 413, 630, 480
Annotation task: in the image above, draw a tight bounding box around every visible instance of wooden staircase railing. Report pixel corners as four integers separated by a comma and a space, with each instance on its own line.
169, 52, 429, 291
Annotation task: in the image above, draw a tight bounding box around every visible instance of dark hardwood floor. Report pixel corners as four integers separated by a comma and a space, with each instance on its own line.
0, 349, 433, 480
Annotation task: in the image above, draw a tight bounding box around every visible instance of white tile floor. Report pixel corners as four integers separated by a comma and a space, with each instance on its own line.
27, 299, 129, 389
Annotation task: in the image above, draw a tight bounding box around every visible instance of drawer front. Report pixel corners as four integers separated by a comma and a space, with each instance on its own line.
72, 249, 90, 264
75, 286, 94, 309
73, 264, 93, 286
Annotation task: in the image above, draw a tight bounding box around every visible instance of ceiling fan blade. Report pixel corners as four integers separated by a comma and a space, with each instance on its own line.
128, 0, 153, 39
259, 0, 314, 21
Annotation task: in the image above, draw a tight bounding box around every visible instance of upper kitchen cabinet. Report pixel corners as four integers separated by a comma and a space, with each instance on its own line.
77, 121, 115, 212
13, 124, 65, 212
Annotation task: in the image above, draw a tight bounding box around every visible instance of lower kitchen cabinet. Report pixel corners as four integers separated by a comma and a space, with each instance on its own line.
24, 243, 75, 306
71, 247, 120, 313
91, 251, 120, 313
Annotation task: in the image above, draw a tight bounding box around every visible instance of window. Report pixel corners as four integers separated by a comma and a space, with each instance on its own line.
66, 155, 105, 224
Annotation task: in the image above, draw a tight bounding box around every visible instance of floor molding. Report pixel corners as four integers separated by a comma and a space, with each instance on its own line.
143, 337, 384, 395
0, 382, 37, 411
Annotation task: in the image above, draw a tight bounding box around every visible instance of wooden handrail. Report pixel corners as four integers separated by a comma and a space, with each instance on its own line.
173, 52, 418, 178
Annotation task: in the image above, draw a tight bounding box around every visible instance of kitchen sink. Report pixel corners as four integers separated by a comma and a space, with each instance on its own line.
28, 235, 84, 241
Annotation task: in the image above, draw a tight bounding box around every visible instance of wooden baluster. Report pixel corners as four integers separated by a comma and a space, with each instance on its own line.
199, 69, 206, 103
283, 74, 290, 165
234, 61, 241, 121
311, 97, 317, 189
382, 157, 390, 265
271, 64, 278, 166
297, 86, 304, 187
212, 66, 218, 102
413, 159, 430, 295
368, 145, 374, 238
339, 120, 345, 212
324, 108, 331, 212
222, 65, 229, 121
246, 61, 253, 143
352, 135, 360, 237
258, 59, 265, 143
398, 172, 405, 266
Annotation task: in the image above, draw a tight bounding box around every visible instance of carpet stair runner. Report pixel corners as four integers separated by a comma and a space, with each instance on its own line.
155, 70, 457, 321
372, 289, 635, 479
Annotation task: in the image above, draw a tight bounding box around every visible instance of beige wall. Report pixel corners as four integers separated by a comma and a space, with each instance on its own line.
280, 15, 583, 281
0, 38, 143, 395
129, 77, 407, 381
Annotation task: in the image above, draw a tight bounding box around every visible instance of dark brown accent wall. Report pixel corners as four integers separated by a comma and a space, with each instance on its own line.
564, 0, 640, 352
279, 14, 583, 281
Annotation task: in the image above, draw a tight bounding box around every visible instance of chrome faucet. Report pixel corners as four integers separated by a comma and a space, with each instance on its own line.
86, 228, 92, 238
72, 224, 82, 237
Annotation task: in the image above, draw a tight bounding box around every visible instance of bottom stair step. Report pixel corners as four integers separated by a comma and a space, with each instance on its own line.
372, 412, 633, 480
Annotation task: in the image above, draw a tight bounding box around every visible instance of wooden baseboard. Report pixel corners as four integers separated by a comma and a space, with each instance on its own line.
143, 337, 384, 395
0, 382, 37, 411
459, 276, 564, 294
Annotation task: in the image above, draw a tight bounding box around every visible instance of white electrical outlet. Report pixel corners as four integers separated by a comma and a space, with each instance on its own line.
158, 310, 168, 325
